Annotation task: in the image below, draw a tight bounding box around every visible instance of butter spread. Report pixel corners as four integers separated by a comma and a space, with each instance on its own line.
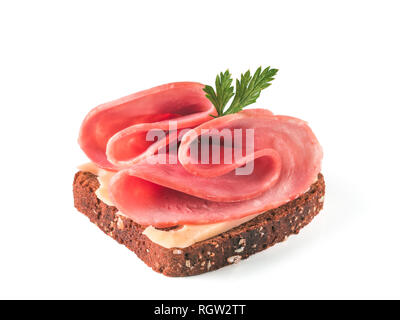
77, 163, 261, 248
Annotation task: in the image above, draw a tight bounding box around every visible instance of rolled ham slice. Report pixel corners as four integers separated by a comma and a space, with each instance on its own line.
79, 82, 217, 170
109, 109, 323, 227
117, 152, 282, 203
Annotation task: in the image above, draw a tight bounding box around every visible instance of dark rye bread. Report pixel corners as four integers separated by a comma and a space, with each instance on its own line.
73, 171, 325, 277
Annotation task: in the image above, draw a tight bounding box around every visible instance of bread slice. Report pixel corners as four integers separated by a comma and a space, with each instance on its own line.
73, 171, 325, 276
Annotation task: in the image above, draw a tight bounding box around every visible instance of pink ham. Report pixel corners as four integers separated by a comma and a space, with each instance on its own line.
108, 109, 323, 227
116, 152, 282, 203
79, 82, 217, 170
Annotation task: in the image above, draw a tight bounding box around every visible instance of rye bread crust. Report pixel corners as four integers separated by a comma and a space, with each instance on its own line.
73, 171, 325, 277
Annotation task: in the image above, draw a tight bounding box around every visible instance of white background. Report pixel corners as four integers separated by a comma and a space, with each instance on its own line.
1, 1, 399, 300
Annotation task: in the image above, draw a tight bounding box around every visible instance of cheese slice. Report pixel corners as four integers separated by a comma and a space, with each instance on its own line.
77, 163, 116, 206
142, 214, 259, 249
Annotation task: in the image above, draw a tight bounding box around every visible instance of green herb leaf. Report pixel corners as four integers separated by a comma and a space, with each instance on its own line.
203, 66, 278, 117
203, 70, 234, 117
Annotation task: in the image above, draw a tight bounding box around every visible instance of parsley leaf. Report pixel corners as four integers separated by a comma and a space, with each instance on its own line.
204, 66, 278, 117
203, 70, 234, 117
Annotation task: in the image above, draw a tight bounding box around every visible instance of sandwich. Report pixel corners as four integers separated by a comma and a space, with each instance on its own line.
73, 67, 324, 276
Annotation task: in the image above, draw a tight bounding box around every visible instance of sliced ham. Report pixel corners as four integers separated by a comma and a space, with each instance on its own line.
79, 82, 217, 170
118, 152, 281, 203
108, 109, 323, 227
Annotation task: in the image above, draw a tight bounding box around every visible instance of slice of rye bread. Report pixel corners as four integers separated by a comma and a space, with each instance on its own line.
73, 171, 325, 277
